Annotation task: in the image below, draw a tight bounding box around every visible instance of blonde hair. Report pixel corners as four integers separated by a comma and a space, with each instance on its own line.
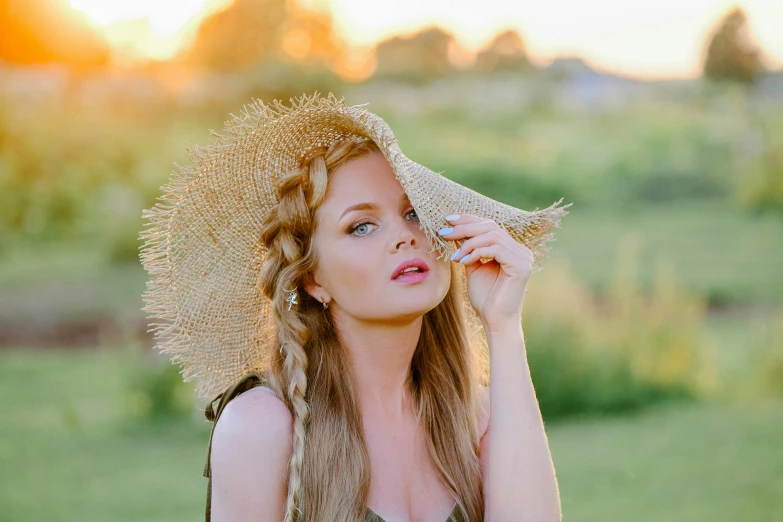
257, 138, 486, 522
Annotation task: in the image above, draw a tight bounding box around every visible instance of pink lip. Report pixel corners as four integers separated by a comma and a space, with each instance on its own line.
392, 270, 430, 284
391, 257, 430, 281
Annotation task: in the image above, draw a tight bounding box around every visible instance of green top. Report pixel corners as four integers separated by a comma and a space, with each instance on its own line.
203, 374, 468, 522
365, 502, 466, 522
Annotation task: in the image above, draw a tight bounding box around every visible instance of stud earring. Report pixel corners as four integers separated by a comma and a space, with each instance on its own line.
283, 287, 298, 311
321, 297, 328, 309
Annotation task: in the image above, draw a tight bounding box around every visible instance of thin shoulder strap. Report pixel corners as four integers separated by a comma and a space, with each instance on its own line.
203, 374, 265, 522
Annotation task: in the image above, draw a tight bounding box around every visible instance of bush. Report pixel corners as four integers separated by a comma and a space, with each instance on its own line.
747, 311, 783, 399
522, 235, 716, 421
735, 146, 783, 214
439, 160, 578, 211
120, 342, 194, 422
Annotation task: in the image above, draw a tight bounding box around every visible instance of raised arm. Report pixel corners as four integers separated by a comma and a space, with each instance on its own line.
436, 212, 561, 521
210, 388, 293, 522
480, 322, 561, 521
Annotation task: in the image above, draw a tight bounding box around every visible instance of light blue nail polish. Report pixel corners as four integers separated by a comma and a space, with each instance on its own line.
459, 254, 470, 264
437, 227, 453, 236
449, 248, 461, 261
445, 214, 460, 221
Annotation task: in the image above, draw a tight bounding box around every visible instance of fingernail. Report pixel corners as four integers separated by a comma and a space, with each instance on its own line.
445, 214, 460, 221
459, 254, 470, 264
437, 227, 453, 236
449, 248, 461, 261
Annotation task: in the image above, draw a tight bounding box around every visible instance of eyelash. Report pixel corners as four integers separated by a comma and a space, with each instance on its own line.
349, 208, 419, 236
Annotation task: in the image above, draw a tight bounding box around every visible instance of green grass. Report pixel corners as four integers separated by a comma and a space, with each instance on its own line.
1, 347, 781, 522
552, 199, 783, 305
551, 399, 783, 521
0, 347, 210, 522
703, 304, 783, 392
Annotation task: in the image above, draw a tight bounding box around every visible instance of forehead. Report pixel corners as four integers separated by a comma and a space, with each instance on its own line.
320, 150, 408, 212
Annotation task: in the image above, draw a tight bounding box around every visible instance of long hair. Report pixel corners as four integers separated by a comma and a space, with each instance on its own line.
257, 138, 486, 522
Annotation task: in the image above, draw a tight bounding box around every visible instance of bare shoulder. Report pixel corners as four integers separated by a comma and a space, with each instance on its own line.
214, 386, 291, 440
477, 384, 490, 441
210, 386, 292, 521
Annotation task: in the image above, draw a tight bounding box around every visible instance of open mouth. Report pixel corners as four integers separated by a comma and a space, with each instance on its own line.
393, 267, 429, 283
391, 257, 430, 283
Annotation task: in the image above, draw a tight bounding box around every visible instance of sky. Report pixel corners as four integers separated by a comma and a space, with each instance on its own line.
69, 0, 783, 79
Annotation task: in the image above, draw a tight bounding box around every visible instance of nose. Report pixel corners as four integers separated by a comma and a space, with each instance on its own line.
395, 238, 415, 250
393, 218, 418, 251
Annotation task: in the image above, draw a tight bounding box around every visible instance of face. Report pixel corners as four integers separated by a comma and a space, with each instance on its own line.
306, 150, 451, 325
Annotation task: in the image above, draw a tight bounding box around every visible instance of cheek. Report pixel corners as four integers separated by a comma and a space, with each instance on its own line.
320, 241, 381, 295
420, 249, 451, 291
435, 260, 453, 291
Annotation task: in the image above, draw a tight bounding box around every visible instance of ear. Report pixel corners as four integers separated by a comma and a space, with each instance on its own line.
303, 272, 329, 303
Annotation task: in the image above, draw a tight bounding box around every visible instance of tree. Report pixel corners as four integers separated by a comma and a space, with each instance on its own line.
179, 0, 288, 71
702, 7, 764, 84
280, 1, 345, 71
474, 29, 531, 73
373, 27, 456, 82
0, 0, 108, 68
180, 0, 344, 73
702, 9, 781, 213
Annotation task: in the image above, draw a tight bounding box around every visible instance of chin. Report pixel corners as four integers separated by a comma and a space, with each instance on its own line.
399, 289, 448, 315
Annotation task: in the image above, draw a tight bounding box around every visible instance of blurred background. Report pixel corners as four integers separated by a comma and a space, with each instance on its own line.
1, 0, 781, 520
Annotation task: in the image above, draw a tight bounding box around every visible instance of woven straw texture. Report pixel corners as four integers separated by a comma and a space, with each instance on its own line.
139, 91, 572, 403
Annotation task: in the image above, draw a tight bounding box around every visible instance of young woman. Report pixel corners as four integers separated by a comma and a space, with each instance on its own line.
140, 93, 569, 522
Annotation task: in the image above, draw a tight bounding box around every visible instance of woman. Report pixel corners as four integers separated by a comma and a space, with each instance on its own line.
140, 93, 569, 522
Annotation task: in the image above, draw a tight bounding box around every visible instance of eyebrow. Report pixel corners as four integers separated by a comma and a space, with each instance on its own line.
339, 193, 411, 221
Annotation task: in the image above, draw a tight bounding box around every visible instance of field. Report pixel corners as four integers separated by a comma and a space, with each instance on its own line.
2, 71, 782, 520
1, 347, 781, 522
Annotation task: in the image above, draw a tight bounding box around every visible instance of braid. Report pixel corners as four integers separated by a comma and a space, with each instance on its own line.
259, 149, 330, 522
280, 329, 309, 522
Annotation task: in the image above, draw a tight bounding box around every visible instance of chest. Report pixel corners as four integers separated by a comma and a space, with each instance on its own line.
363, 416, 457, 522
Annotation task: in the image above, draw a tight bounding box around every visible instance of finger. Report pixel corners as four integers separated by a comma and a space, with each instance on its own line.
462, 245, 533, 279
456, 243, 516, 268
449, 230, 504, 261
438, 220, 500, 242
442, 214, 492, 235
440, 214, 486, 250
444, 213, 483, 225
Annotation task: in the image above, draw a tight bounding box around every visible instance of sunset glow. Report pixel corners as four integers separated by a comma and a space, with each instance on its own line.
67, 0, 783, 78
329, 0, 783, 79
68, 0, 232, 60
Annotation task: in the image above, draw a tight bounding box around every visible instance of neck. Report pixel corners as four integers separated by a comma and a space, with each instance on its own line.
333, 311, 422, 420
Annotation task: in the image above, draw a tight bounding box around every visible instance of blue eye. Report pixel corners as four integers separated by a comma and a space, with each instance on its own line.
349, 208, 417, 237
350, 221, 376, 236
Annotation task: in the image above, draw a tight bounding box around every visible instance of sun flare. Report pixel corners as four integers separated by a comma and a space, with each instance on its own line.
68, 0, 232, 60
70, 0, 224, 37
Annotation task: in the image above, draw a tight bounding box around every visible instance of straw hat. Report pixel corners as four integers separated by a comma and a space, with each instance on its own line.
139, 91, 571, 403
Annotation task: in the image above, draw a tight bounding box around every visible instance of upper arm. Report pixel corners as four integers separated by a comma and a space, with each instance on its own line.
210, 388, 293, 522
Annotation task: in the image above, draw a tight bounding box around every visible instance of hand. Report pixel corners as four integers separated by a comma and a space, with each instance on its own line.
439, 214, 533, 330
